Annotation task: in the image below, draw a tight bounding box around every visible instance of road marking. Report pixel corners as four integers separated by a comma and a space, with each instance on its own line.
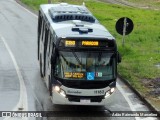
12, 0, 45, 112
117, 82, 142, 120
117, 82, 157, 120
0, 35, 28, 120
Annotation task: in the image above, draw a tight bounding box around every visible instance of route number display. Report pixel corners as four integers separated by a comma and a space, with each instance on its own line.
65, 40, 75, 47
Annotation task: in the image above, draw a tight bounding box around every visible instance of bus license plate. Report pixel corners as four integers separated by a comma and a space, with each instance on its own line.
80, 99, 91, 103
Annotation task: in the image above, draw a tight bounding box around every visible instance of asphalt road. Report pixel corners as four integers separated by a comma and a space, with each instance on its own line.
0, 0, 159, 120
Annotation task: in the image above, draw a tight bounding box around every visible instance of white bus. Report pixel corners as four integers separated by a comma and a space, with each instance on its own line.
38, 3, 121, 105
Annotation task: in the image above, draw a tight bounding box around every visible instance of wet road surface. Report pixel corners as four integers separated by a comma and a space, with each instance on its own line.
0, 0, 159, 120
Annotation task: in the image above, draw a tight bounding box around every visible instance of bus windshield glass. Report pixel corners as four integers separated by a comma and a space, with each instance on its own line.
54, 51, 116, 81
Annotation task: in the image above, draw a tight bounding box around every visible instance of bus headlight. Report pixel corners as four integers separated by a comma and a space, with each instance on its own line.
110, 88, 115, 93
105, 87, 115, 98
60, 89, 66, 97
54, 86, 60, 92
53, 86, 66, 97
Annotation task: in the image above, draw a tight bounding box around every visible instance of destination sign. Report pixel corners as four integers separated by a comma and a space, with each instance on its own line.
65, 40, 75, 47
59, 39, 113, 48
82, 41, 99, 46
64, 72, 84, 78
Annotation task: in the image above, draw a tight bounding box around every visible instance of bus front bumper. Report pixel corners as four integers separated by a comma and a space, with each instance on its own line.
51, 89, 116, 106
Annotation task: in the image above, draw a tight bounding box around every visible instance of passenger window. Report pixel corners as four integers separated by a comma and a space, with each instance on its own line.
41, 20, 45, 41
44, 27, 49, 48
38, 11, 42, 34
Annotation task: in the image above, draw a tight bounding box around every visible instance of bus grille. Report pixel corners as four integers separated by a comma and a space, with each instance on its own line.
67, 95, 104, 102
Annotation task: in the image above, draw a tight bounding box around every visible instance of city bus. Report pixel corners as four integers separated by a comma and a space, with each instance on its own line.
38, 3, 121, 105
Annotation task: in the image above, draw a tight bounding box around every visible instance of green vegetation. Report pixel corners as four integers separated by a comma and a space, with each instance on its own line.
20, 0, 160, 108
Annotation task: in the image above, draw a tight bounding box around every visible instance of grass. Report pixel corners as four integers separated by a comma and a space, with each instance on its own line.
20, 0, 160, 109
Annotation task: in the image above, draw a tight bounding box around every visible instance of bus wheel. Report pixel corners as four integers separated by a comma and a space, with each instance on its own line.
40, 55, 44, 77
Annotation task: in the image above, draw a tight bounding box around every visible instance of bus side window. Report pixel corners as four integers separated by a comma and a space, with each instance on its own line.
40, 19, 45, 42
38, 11, 42, 36
48, 33, 55, 66
47, 32, 51, 58
44, 26, 49, 51
38, 11, 43, 60
46, 31, 51, 64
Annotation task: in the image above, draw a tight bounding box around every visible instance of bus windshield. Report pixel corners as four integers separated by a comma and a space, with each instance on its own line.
54, 51, 116, 81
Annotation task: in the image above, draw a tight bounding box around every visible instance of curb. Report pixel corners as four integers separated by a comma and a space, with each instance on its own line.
118, 74, 160, 117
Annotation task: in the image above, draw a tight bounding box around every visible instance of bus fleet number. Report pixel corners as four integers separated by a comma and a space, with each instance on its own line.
94, 90, 104, 95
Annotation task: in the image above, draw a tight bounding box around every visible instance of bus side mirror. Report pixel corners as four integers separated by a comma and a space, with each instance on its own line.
51, 51, 56, 65
117, 52, 122, 63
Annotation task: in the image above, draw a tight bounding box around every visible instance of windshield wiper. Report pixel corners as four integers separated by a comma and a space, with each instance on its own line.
72, 52, 82, 66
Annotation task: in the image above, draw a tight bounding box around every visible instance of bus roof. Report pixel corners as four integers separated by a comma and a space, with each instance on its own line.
40, 3, 115, 40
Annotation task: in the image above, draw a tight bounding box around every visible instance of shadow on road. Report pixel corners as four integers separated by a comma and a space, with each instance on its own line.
47, 105, 112, 117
